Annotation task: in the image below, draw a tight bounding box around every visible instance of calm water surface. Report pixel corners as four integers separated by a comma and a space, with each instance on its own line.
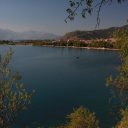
0, 45, 120, 128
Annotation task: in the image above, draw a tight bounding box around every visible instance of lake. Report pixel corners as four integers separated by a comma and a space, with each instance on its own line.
0, 45, 120, 128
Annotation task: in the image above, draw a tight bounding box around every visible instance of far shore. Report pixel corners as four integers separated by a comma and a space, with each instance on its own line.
31, 44, 119, 51
0, 43, 120, 51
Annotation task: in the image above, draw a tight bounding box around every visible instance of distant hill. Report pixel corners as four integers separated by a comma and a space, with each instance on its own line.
0, 29, 59, 40
63, 25, 128, 40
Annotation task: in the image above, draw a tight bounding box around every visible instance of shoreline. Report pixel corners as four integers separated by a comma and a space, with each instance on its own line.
32, 45, 119, 51
0, 44, 119, 51
51, 46, 119, 51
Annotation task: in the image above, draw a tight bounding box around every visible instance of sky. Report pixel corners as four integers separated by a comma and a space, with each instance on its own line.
0, 0, 127, 35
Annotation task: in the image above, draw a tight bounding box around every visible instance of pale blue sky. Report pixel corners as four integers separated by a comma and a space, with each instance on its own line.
0, 0, 127, 35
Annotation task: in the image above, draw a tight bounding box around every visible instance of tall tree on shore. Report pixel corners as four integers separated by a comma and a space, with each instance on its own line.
106, 26, 128, 127
0, 49, 33, 128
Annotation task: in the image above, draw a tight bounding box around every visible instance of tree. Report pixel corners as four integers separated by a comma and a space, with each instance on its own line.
115, 108, 128, 128
113, 27, 128, 58
106, 27, 128, 106
106, 27, 128, 127
0, 49, 33, 128
66, 0, 127, 27
58, 106, 99, 128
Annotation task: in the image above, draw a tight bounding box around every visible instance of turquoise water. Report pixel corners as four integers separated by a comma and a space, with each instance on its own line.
0, 46, 120, 128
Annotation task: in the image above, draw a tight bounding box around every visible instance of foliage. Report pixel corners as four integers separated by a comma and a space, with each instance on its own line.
66, 0, 127, 26
115, 108, 128, 128
106, 27, 128, 127
106, 27, 128, 106
88, 41, 113, 48
0, 48, 32, 128
113, 27, 128, 58
58, 106, 99, 128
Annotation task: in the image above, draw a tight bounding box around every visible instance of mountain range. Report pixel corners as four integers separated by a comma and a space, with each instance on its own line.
0, 29, 59, 40
0, 25, 127, 40
63, 25, 128, 40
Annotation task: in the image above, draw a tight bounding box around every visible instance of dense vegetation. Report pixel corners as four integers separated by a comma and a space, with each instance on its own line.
0, 40, 114, 49
33, 40, 114, 49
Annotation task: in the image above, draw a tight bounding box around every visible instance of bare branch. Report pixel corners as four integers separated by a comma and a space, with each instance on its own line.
66, 0, 127, 27
65, 0, 83, 23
